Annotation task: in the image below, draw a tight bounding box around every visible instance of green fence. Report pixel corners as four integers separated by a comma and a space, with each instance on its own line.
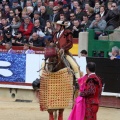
88, 29, 120, 58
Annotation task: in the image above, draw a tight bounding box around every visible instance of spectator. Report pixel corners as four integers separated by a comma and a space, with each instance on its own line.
81, 15, 91, 31
5, 42, 16, 53
19, 0, 26, 9
104, 2, 120, 34
34, 0, 43, 12
40, 6, 50, 24
12, 0, 21, 10
50, 6, 60, 22
19, 15, 34, 40
11, 16, 21, 37
44, 20, 53, 41
15, 6, 22, 18
33, 19, 45, 37
29, 32, 45, 47
72, 19, 82, 38
86, 7, 95, 21
60, 14, 66, 21
31, 0, 37, 7
32, 11, 45, 27
89, 14, 107, 39
22, 43, 35, 54
13, 31, 27, 46
0, 17, 11, 34
80, 49, 88, 57
46, 0, 54, 16
110, 46, 120, 60
75, 5, 86, 21
64, 20, 73, 30
26, 6, 34, 19
62, 4, 70, 20
69, 12, 76, 25
94, 2, 100, 14
23, 0, 33, 13
99, 5, 107, 18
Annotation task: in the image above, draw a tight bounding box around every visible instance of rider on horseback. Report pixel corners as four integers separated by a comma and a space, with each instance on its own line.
53, 20, 81, 80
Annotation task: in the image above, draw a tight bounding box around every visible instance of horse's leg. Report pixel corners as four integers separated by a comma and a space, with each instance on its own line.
54, 110, 57, 120
48, 109, 54, 120
58, 109, 64, 120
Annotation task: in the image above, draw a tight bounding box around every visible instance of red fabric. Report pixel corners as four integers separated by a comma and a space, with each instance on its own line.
44, 47, 57, 58
54, 0, 67, 6
53, 30, 73, 52
19, 22, 34, 38
80, 74, 102, 120
85, 104, 98, 120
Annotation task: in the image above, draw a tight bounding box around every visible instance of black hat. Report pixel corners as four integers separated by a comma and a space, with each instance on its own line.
63, 4, 68, 9
13, 0, 18, 3
5, 30, 11, 35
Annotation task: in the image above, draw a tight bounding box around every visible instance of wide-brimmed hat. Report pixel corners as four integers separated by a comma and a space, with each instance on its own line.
54, 20, 66, 26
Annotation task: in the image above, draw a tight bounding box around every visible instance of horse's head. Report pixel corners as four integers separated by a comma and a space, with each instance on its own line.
44, 43, 62, 72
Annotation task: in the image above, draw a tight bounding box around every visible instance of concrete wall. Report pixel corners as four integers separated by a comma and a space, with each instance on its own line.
0, 88, 39, 102
78, 32, 88, 57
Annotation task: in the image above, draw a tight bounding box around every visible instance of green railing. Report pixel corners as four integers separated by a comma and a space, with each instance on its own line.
88, 29, 120, 58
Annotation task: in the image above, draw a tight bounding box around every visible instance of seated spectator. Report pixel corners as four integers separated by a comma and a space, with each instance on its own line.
9, 10, 15, 23
34, 0, 43, 12
29, 32, 45, 47
32, 11, 45, 28
14, 6, 22, 18
99, 5, 107, 18
104, 2, 120, 34
22, 43, 35, 54
46, 0, 54, 16
26, 6, 34, 19
81, 15, 91, 31
50, 6, 60, 22
75, 5, 86, 21
86, 7, 95, 21
80, 50, 88, 57
33, 19, 45, 37
60, 14, 66, 21
11, 16, 21, 37
13, 31, 27, 46
2, 30, 14, 45
109, 46, 120, 60
69, 12, 76, 25
5, 42, 16, 53
94, 2, 100, 14
12, 0, 21, 10
72, 19, 82, 38
40, 6, 50, 24
23, 0, 33, 13
89, 14, 107, 39
64, 20, 73, 31
0, 17, 11, 34
44, 20, 53, 41
62, 4, 70, 20
19, 15, 34, 40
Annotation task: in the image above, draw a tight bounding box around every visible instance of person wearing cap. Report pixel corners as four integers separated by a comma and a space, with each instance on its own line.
12, 0, 21, 9
63, 4, 70, 20
80, 50, 88, 57
22, 43, 35, 54
19, 15, 34, 40
13, 31, 27, 46
2, 30, 14, 45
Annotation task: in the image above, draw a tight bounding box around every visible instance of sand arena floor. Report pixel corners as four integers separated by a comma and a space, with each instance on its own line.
0, 101, 119, 120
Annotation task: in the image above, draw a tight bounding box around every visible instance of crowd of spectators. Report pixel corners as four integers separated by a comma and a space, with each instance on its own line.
0, 0, 120, 47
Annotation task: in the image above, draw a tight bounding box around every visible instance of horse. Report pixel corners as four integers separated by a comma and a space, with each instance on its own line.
32, 42, 79, 120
